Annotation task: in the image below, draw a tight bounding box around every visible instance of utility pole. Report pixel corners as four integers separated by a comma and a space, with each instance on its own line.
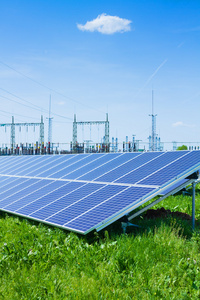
48, 95, 52, 143
40, 115, 44, 146
73, 114, 77, 150
149, 90, 157, 151
47, 94, 53, 153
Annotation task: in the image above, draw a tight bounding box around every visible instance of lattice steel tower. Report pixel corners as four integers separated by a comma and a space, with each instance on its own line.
47, 95, 53, 145
0, 116, 44, 150
149, 90, 157, 151
72, 113, 109, 151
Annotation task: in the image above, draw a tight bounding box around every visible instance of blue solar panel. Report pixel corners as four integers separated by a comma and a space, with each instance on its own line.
43, 184, 127, 226
15, 181, 86, 215
62, 153, 122, 180
139, 151, 200, 186
16, 155, 64, 176
95, 152, 162, 183
0, 156, 39, 174
0, 178, 32, 195
34, 154, 89, 178
47, 154, 107, 179
0, 176, 21, 187
78, 152, 141, 181
0, 156, 21, 170
26, 155, 76, 177
5, 181, 84, 212
115, 151, 188, 184
7, 156, 51, 176
0, 150, 199, 234
65, 186, 155, 232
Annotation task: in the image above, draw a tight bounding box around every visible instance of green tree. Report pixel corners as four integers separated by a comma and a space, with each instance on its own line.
177, 145, 188, 150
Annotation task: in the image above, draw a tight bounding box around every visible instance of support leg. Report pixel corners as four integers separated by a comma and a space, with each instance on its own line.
192, 182, 196, 230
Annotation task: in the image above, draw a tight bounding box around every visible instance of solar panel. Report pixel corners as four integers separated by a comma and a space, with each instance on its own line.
0, 150, 199, 234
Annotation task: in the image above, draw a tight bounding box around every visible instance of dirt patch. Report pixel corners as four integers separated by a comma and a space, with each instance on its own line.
144, 207, 193, 221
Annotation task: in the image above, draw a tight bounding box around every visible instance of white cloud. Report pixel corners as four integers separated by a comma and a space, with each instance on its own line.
172, 121, 184, 127
172, 121, 195, 128
77, 13, 132, 34
58, 101, 65, 106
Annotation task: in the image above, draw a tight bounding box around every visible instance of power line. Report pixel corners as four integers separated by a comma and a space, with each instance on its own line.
0, 108, 44, 121
0, 60, 105, 114
0, 89, 73, 120
0, 87, 47, 112
0, 94, 44, 113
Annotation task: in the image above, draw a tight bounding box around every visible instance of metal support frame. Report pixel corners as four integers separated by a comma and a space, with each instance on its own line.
0, 116, 44, 149
128, 179, 194, 221
127, 178, 198, 231
72, 113, 109, 151
192, 182, 196, 230
121, 222, 141, 234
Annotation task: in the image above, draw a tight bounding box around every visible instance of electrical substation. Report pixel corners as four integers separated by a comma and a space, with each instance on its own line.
0, 92, 200, 154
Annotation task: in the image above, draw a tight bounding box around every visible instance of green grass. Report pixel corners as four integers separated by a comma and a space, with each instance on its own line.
0, 186, 200, 299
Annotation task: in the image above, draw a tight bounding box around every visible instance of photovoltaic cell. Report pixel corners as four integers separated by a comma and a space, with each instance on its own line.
47, 154, 107, 179
65, 186, 155, 232
62, 153, 122, 180
0, 150, 199, 234
115, 151, 188, 184
44, 184, 127, 226
15, 181, 86, 215
26, 154, 76, 177
139, 151, 200, 186
17, 155, 64, 176
78, 152, 141, 181
4, 181, 83, 214
35, 154, 89, 178
0, 156, 38, 174
95, 152, 162, 183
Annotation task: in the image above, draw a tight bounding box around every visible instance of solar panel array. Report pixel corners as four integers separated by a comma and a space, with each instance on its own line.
0, 150, 199, 234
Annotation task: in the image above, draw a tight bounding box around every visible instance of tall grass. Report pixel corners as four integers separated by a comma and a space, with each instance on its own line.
0, 187, 200, 299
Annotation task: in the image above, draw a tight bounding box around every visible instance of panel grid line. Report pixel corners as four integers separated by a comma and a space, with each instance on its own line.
42, 184, 106, 221
59, 154, 106, 178
75, 153, 124, 180
0, 178, 32, 197
135, 151, 190, 184
91, 153, 144, 182
21, 155, 65, 176
0, 156, 40, 174
0, 156, 25, 170
112, 152, 165, 183
25, 154, 75, 177
3, 180, 69, 210
0, 174, 159, 189
0, 178, 39, 203
40, 154, 92, 178
63, 186, 131, 227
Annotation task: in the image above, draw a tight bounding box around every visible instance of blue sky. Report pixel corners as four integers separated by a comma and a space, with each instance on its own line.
0, 0, 200, 149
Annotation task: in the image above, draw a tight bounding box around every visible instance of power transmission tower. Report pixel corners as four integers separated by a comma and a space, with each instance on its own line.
72, 113, 109, 152
149, 90, 157, 151
0, 116, 44, 151
47, 95, 53, 150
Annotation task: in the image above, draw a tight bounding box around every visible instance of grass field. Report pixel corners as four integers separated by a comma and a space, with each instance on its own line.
0, 184, 200, 299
